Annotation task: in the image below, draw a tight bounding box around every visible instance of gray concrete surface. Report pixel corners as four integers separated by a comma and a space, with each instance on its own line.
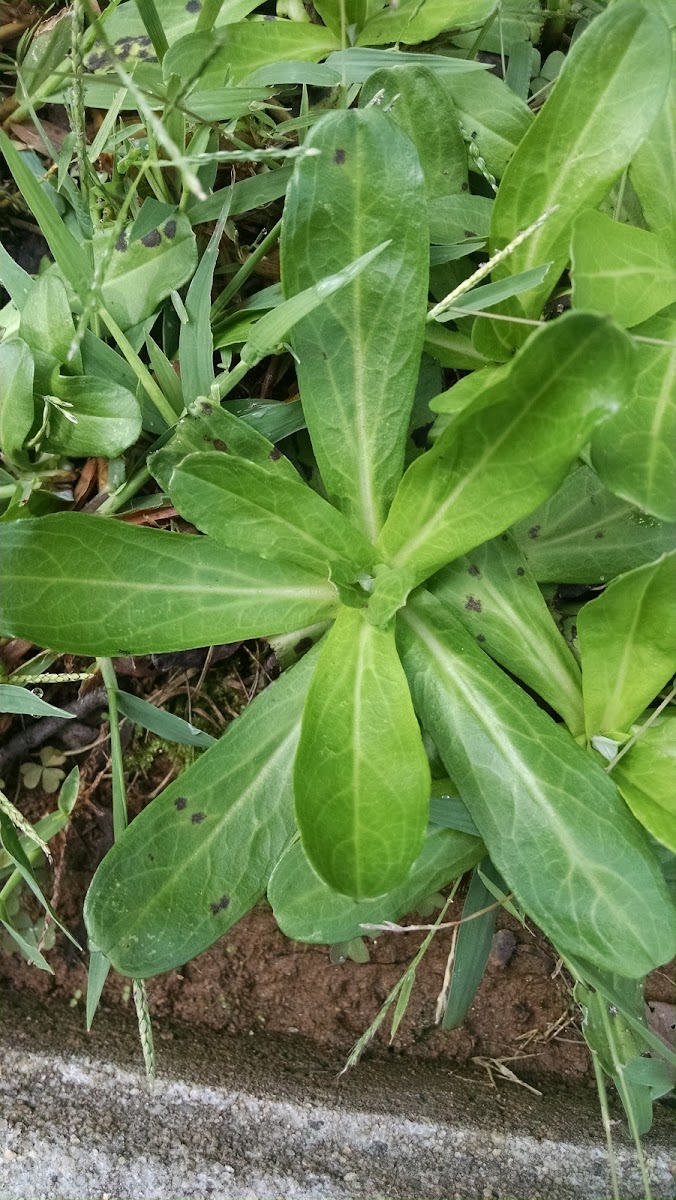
0, 990, 673, 1200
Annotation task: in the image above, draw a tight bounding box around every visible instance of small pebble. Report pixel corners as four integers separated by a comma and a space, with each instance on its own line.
488, 929, 517, 970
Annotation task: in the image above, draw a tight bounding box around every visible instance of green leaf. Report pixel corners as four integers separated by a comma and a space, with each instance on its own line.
356, 0, 496, 47
115, 690, 216, 750
438, 69, 533, 181
179, 201, 231, 406
423, 325, 493, 371
95, 211, 197, 331
613, 713, 676, 853
436, 263, 553, 317
86, 948, 111, 1030
430, 532, 584, 736
269, 825, 482, 945
187, 165, 294, 225
0, 811, 76, 945
398, 591, 676, 978
43, 374, 142, 459
149, 400, 302, 492
0, 337, 35, 464
427, 194, 494, 245
487, 1, 673, 334
0, 513, 339, 657
240, 240, 389, 370
168, 451, 377, 578
378, 313, 632, 586
0, 238, 33, 308
441, 860, 500, 1031
0, 130, 92, 298
629, 41, 676, 253
281, 107, 429, 539
0, 684, 74, 720
511, 465, 676, 584
294, 606, 430, 899
577, 553, 676, 738
571, 211, 676, 329
591, 307, 676, 523
19, 275, 79, 369
325, 48, 488, 84
84, 647, 318, 977
203, 21, 340, 85
359, 66, 468, 199
575, 974, 656, 1136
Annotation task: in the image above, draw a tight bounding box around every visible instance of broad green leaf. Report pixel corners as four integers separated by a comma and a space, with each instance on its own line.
487, 1, 673, 335
441, 860, 500, 1031
613, 714, 676, 853
430, 532, 584, 736
0, 513, 339, 657
630, 40, 676, 254
115, 691, 216, 750
428, 194, 494, 245
575, 974, 656, 1136
281, 107, 429, 539
149, 401, 301, 492
84, 647, 318, 978
398, 590, 676, 978
378, 313, 632, 586
87, 0, 261, 52
200, 21, 340, 85
314, 0, 377, 37
168, 451, 377, 578
0, 130, 92, 297
227, 398, 305, 443
591, 308, 676, 523
19, 7, 72, 95
356, 0, 496, 46
43, 374, 142, 459
0, 238, 33, 308
0, 684, 74, 720
95, 212, 197, 331
571, 212, 676, 329
438, 70, 533, 180
359, 66, 468, 199
577, 553, 676, 738
452, 0, 543, 55
511, 466, 676, 584
0, 337, 35, 464
269, 825, 482, 945
294, 606, 430, 899
19, 275, 79, 369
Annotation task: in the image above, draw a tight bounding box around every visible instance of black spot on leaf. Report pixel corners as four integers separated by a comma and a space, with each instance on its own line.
141, 229, 161, 248
296, 637, 313, 656
334, 148, 346, 165
174, 797, 188, 811
201, 402, 213, 414
186, 0, 201, 10
269, 447, 282, 460
463, 229, 475, 238
164, 219, 177, 239
516, 567, 525, 576
477, 633, 486, 643
465, 596, 482, 613
213, 439, 228, 452
594, 530, 605, 539
461, 181, 469, 192
191, 812, 206, 824
210, 895, 230, 915
115, 232, 128, 252
528, 525, 541, 539
467, 564, 480, 578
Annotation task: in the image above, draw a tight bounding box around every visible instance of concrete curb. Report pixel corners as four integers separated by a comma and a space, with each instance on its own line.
0, 991, 673, 1200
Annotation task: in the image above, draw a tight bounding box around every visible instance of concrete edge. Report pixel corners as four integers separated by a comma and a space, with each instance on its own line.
0, 990, 673, 1200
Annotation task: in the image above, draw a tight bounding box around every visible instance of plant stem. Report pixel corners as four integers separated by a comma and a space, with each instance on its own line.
97, 463, 152, 516
97, 658, 127, 840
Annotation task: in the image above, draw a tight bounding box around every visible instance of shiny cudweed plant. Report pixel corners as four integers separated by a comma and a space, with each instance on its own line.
0, 35, 675, 1112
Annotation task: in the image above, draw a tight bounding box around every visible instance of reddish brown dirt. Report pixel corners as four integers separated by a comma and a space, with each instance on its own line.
0, 649, 672, 1089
